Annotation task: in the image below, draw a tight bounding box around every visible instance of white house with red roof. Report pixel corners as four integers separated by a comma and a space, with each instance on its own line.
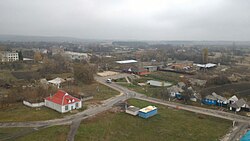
45, 90, 82, 113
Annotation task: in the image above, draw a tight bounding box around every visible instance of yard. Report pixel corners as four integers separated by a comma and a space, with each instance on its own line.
0, 103, 65, 122
75, 99, 231, 141
146, 71, 181, 84
115, 71, 179, 98
64, 82, 120, 101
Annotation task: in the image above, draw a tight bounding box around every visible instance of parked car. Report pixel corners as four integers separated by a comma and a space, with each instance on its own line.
106, 78, 112, 83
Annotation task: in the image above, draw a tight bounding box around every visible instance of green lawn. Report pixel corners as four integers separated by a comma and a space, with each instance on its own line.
75, 99, 231, 141
0, 127, 33, 141
92, 83, 120, 100
65, 82, 120, 101
0, 104, 65, 122
16, 126, 69, 141
118, 82, 166, 98
145, 71, 180, 84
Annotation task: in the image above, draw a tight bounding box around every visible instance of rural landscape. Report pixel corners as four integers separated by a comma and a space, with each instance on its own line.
0, 0, 250, 141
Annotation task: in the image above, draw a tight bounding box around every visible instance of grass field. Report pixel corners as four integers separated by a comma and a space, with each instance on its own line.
65, 82, 120, 101
0, 127, 33, 140
75, 99, 231, 141
146, 71, 180, 84
15, 126, 69, 141
118, 83, 162, 97
0, 103, 66, 122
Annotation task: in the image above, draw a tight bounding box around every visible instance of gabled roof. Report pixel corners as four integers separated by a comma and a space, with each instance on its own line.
48, 77, 65, 85
228, 95, 238, 102
230, 98, 247, 108
45, 90, 80, 106
205, 95, 217, 101
212, 92, 227, 101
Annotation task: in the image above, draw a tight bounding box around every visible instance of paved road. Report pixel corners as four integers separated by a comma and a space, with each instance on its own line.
1, 74, 250, 140
0, 93, 127, 128
67, 120, 81, 141
96, 76, 250, 124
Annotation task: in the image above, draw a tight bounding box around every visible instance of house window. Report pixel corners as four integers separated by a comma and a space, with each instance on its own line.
76, 102, 79, 108
65, 105, 68, 110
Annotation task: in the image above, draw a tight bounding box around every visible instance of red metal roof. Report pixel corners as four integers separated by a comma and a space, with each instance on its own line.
45, 90, 80, 106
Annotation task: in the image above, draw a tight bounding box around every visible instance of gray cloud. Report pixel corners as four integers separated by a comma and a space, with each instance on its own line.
0, 0, 250, 41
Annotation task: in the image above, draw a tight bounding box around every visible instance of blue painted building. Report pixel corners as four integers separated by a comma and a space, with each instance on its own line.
138, 106, 157, 119
202, 95, 217, 105
175, 93, 183, 100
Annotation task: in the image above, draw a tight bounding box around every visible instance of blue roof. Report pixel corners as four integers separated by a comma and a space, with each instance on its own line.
241, 130, 250, 141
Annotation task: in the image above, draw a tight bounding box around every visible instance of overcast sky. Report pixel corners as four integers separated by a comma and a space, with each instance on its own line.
0, 0, 250, 41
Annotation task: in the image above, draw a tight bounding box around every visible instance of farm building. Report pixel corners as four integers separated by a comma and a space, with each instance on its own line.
202, 95, 217, 105
147, 80, 172, 87
45, 90, 82, 113
125, 106, 140, 116
143, 66, 158, 72
138, 106, 157, 119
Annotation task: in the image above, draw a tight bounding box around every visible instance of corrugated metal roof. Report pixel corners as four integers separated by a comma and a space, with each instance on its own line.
116, 60, 138, 64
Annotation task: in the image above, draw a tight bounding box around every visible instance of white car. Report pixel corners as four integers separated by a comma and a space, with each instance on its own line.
106, 78, 112, 83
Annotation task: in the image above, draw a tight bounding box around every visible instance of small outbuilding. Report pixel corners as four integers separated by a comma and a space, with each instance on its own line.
138, 106, 157, 119
147, 80, 172, 87
144, 66, 158, 72
126, 106, 140, 116
48, 77, 65, 88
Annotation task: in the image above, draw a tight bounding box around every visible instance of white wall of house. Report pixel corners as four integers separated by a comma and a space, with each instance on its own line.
62, 101, 82, 113
45, 100, 62, 113
45, 100, 82, 113
0, 52, 19, 62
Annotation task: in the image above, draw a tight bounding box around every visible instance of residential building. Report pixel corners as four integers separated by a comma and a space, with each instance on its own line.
229, 98, 248, 112
63, 51, 89, 61
0, 52, 19, 62
45, 90, 82, 113
202, 95, 217, 105
211, 92, 228, 106
228, 95, 239, 104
